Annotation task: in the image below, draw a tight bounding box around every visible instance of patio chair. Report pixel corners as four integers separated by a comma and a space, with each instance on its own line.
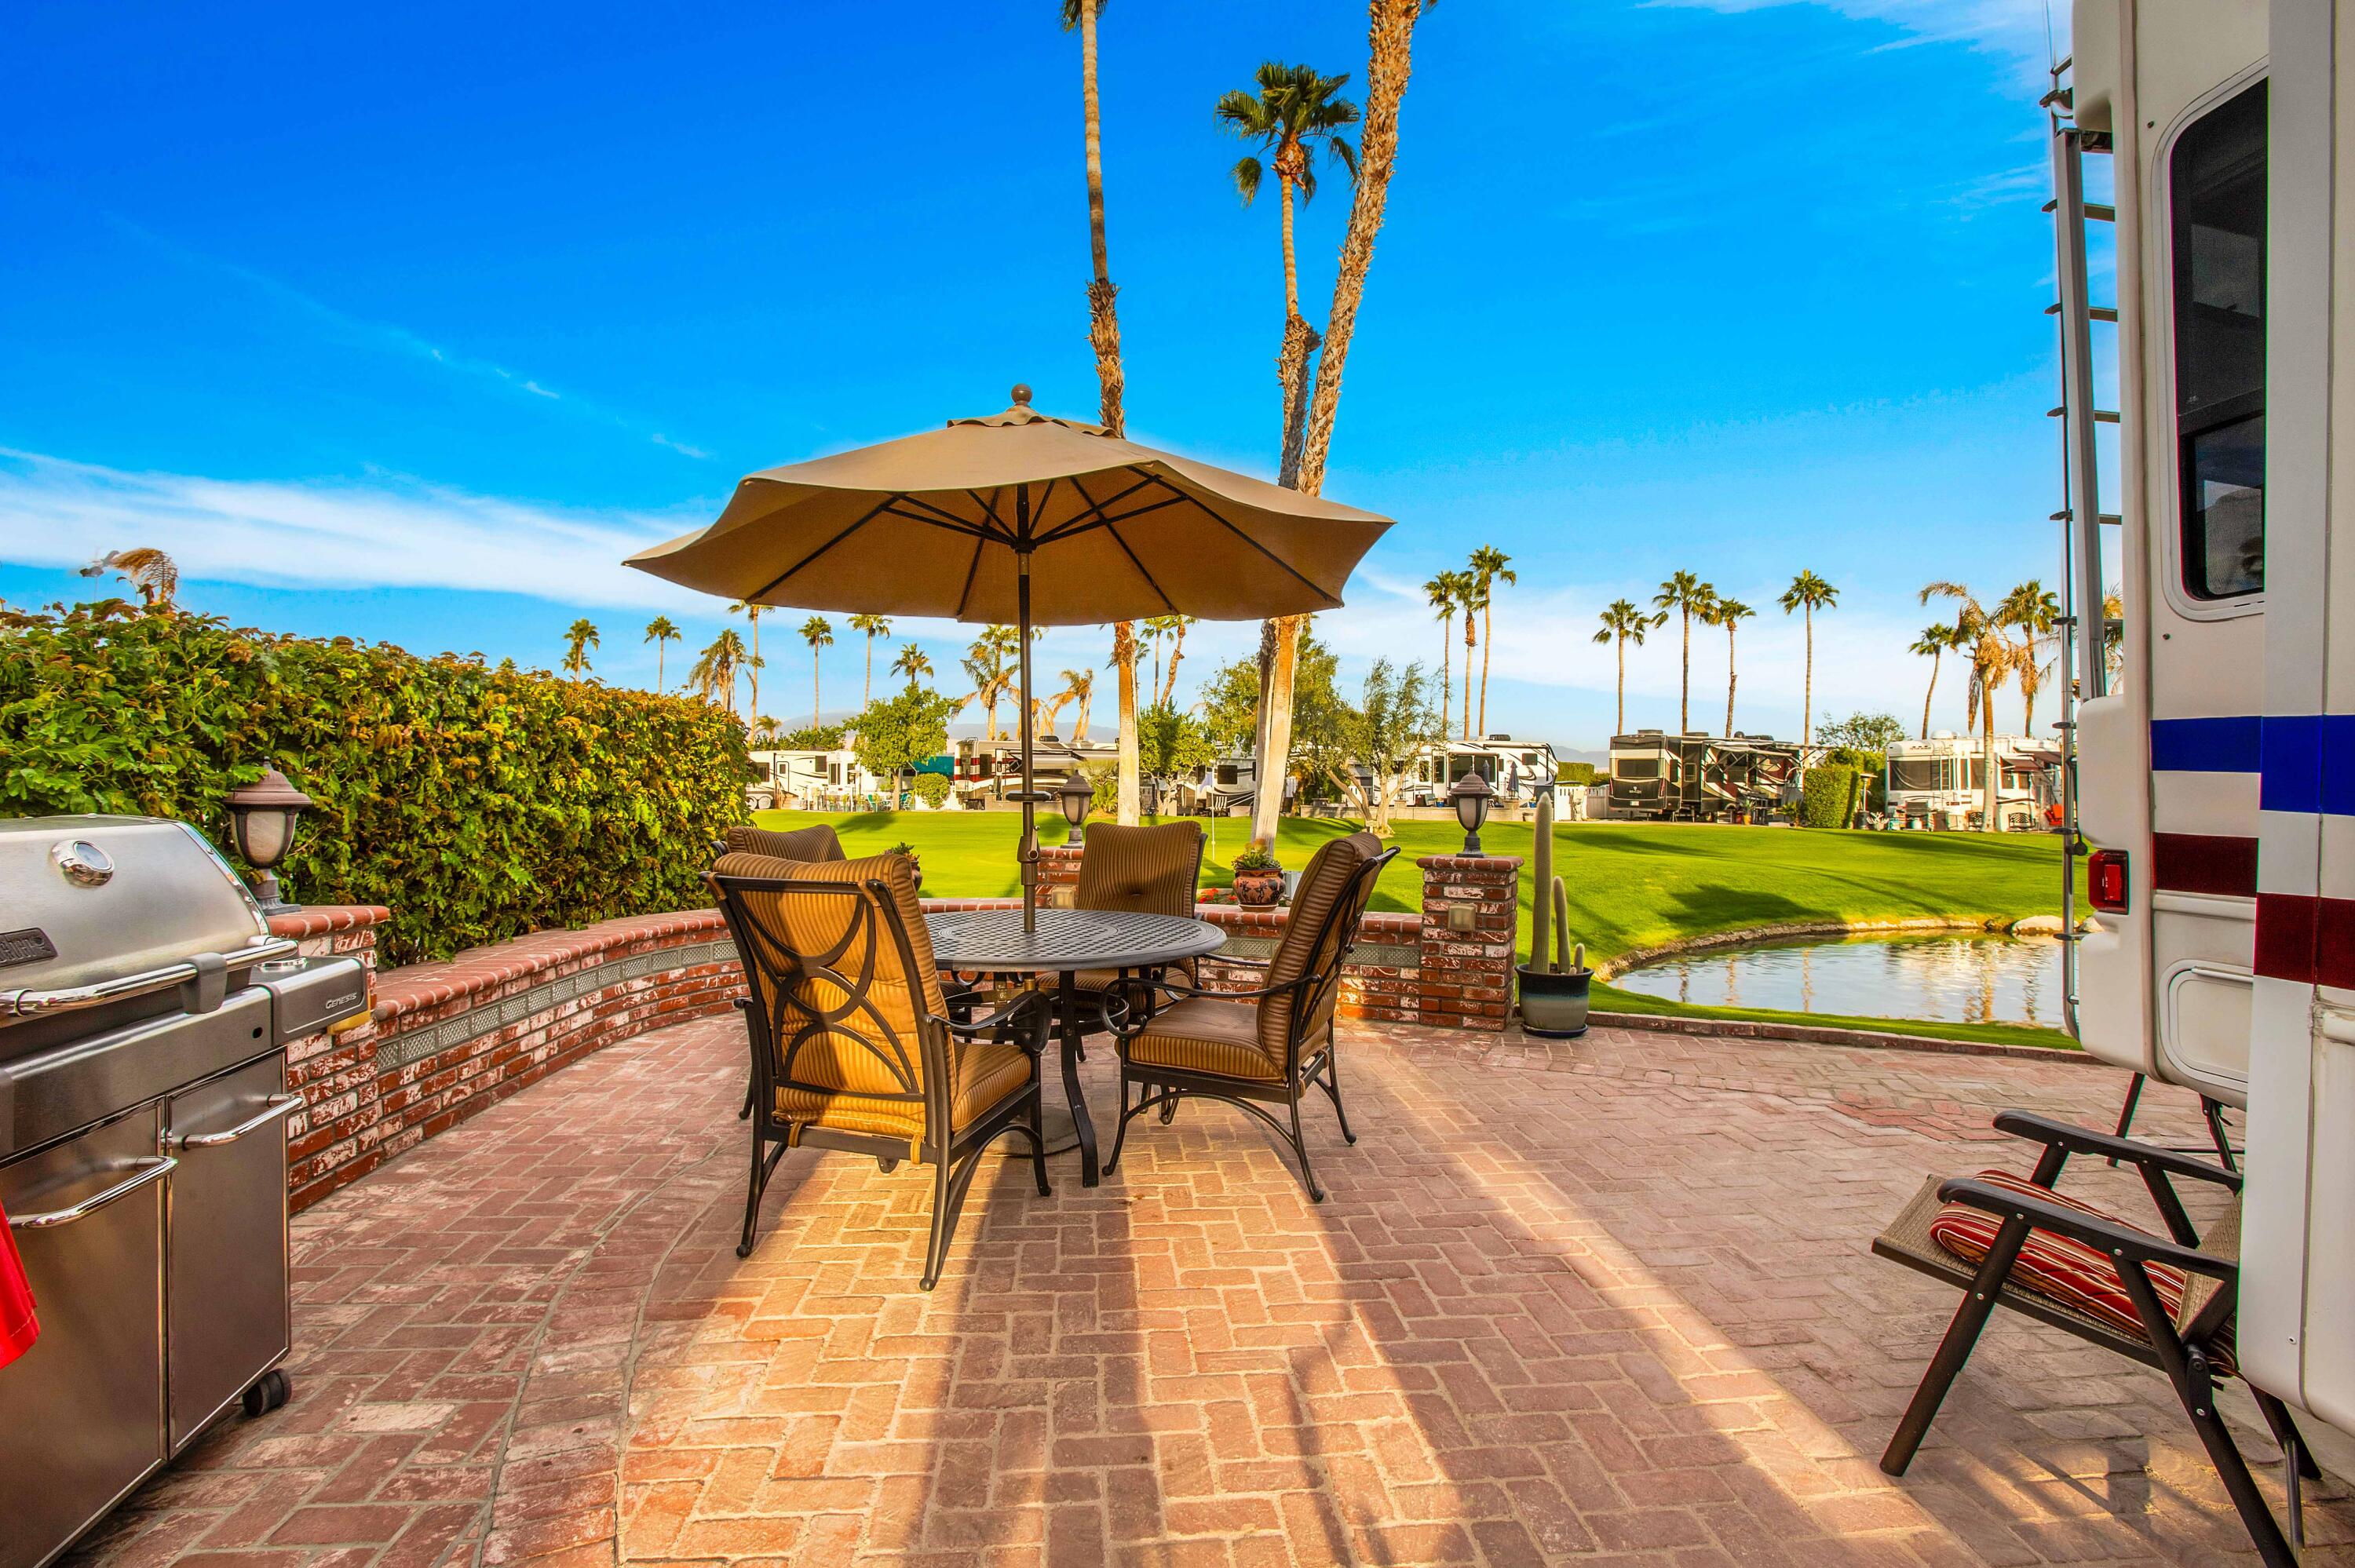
1101, 831, 1394, 1202
1875, 1110, 2317, 1566
1062, 821, 1207, 1054
722, 822, 847, 861
709, 850, 1053, 1289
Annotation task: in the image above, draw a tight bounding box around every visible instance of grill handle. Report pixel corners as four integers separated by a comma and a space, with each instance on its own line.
177, 1096, 302, 1150
0, 937, 298, 1019
6, 1157, 177, 1230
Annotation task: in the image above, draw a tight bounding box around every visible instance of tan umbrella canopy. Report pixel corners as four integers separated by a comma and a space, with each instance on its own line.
629, 386, 1394, 926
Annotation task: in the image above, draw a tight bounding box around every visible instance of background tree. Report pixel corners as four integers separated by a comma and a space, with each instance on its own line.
562, 618, 599, 679
1155, 614, 1196, 707
1921, 581, 2020, 830
847, 613, 891, 709
1467, 545, 1513, 737
2102, 586, 2126, 685
728, 602, 766, 734
851, 684, 962, 786
1250, 0, 1435, 849
1591, 598, 1659, 735
1137, 702, 1217, 794
1422, 568, 1467, 737
1459, 577, 1479, 739
643, 616, 680, 691
962, 626, 1019, 740
1340, 658, 1440, 837
1058, 667, 1096, 741
1909, 622, 1960, 738
892, 644, 934, 691
799, 615, 834, 727
1705, 596, 1754, 735
1997, 581, 2061, 736
1779, 570, 1838, 751
1651, 571, 1713, 733
690, 628, 747, 714
79, 547, 180, 607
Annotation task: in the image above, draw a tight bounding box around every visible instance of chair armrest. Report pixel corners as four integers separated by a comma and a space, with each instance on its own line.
1099, 970, 1312, 1040
1936, 1176, 2239, 1282
942, 988, 1050, 1038
1993, 1110, 2243, 1191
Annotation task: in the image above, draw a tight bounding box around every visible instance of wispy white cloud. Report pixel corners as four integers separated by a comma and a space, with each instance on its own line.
652, 433, 713, 459
1645, 0, 2060, 76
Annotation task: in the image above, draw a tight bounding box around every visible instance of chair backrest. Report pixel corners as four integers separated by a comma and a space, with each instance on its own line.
1074, 821, 1206, 917
1258, 832, 1394, 1067
724, 822, 848, 862
708, 850, 954, 1123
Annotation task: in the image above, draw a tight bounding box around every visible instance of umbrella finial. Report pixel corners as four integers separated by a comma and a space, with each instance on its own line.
1010, 383, 1032, 407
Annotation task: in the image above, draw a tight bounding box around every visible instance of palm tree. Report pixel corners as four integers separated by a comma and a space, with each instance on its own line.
1422, 570, 1466, 738
79, 547, 180, 606
1651, 572, 1714, 734
962, 627, 1019, 740
1216, 61, 1359, 478
1466, 546, 1515, 738
1779, 571, 1839, 752
1909, 623, 1960, 738
847, 614, 891, 710
1151, 614, 1196, 707
2102, 586, 2126, 685
800, 615, 834, 727
893, 644, 934, 691
729, 601, 765, 735
1996, 581, 2061, 737
1058, 667, 1097, 742
1707, 596, 1755, 736
643, 616, 681, 691
690, 629, 747, 714
1459, 575, 1481, 740
1250, 0, 1435, 848
1922, 582, 2021, 830
1591, 599, 1659, 735
562, 618, 599, 679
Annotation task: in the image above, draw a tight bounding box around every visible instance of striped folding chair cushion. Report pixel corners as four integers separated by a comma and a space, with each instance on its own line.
1928, 1169, 2235, 1373
725, 822, 848, 862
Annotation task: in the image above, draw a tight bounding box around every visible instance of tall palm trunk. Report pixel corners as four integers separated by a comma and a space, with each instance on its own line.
747, 612, 761, 736
1160, 623, 1188, 708
1920, 649, 1942, 739
1477, 596, 1494, 738
1678, 609, 1691, 732
1615, 636, 1627, 735
1800, 606, 1813, 752
1251, 0, 1428, 848
1723, 625, 1738, 737
1437, 613, 1451, 737
811, 648, 821, 728
862, 636, 874, 710
655, 644, 666, 692
1462, 614, 1475, 742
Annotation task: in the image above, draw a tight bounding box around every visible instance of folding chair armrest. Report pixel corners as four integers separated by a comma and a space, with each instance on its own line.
1936, 1176, 2239, 1282
1992, 1110, 2243, 1191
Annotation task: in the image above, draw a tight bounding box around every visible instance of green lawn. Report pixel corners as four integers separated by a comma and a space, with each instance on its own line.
752, 810, 2081, 1048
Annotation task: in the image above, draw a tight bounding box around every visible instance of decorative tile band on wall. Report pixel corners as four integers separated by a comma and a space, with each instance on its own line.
372, 939, 737, 1073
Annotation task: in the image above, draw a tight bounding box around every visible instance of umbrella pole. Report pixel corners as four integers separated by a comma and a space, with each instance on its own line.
1018, 550, 1039, 933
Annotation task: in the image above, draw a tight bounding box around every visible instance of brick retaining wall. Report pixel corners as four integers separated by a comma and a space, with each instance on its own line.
268, 841, 1521, 1210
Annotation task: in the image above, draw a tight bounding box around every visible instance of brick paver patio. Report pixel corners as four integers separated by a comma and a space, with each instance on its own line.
67, 1016, 2351, 1567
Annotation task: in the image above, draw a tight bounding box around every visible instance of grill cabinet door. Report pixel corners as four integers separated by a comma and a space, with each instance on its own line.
0, 1109, 169, 1568
166, 1052, 293, 1451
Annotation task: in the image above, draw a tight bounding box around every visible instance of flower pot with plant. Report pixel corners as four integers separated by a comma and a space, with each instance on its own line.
1229, 841, 1284, 909
891, 841, 922, 893
1516, 791, 1591, 1037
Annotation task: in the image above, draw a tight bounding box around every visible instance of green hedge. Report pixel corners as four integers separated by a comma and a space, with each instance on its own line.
1, 601, 749, 965
1798, 764, 1860, 829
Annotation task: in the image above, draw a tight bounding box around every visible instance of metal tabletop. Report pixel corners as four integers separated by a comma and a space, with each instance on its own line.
926, 908, 1225, 974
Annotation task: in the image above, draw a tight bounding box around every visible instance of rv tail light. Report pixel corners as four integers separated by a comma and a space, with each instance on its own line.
2088, 848, 2130, 913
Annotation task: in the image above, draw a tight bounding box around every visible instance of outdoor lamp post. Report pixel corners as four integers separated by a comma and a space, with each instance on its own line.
224, 768, 313, 913
1056, 772, 1093, 844
1448, 771, 1495, 855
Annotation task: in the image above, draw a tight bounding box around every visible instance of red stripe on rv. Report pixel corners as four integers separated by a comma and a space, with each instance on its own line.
2151, 833, 2260, 897
2253, 893, 2355, 987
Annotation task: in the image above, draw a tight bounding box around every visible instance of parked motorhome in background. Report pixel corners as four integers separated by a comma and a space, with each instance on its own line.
2057, 0, 2353, 1502
1607, 731, 1799, 822
1400, 736, 1558, 808
1884, 734, 2060, 830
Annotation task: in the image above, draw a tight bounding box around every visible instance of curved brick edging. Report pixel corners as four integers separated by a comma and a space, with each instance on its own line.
1583, 1007, 2097, 1064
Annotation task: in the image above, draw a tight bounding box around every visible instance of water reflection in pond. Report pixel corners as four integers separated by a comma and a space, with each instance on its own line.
1612, 932, 2065, 1028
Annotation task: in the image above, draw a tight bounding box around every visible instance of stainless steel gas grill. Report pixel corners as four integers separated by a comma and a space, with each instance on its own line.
0, 816, 370, 1568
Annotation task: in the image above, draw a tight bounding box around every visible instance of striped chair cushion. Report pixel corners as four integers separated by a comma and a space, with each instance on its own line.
725, 822, 847, 862
1075, 821, 1203, 916
1126, 996, 1283, 1082
1258, 832, 1380, 1066
1928, 1169, 2234, 1372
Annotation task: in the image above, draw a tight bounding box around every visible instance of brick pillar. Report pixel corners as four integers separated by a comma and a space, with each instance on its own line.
267, 906, 392, 1209
1036, 841, 1084, 904
1416, 854, 1521, 1031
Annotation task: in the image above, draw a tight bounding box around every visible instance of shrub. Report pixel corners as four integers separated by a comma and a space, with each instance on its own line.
910, 771, 951, 808
1798, 764, 1861, 828
1557, 761, 1599, 787
0, 601, 749, 965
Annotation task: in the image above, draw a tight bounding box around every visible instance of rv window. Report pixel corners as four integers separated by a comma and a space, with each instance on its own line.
1216, 764, 1237, 786
1888, 758, 1948, 792
2170, 79, 2266, 600
1616, 759, 1662, 780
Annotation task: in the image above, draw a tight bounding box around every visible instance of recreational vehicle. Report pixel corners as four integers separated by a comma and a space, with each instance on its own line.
2040, 3, 2353, 1548
1607, 730, 1798, 821
1400, 735, 1559, 808
1883, 733, 2060, 830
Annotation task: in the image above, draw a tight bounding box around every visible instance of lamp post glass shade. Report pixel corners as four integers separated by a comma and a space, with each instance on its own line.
1449, 772, 1495, 855
224, 768, 313, 912
623, 387, 1394, 930
1057, 773, 1094, 842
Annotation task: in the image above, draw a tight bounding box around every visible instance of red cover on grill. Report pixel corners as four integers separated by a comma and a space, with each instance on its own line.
0, 1202, 37, 1368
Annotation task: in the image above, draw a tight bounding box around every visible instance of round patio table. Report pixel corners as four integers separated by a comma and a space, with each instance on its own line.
927, 907, 1225, 1187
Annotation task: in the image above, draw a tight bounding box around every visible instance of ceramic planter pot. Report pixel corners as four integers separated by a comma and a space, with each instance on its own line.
1517, 965, 1591, 1037
1232, 869, 1283, 909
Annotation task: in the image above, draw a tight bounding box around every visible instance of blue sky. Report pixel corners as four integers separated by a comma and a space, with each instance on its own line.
1, 0, 2081, 753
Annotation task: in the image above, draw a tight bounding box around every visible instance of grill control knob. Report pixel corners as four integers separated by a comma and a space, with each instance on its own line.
51, 839, 114, 888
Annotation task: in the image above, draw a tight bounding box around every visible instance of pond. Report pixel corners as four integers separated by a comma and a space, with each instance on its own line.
1611, 930, 2065, 1029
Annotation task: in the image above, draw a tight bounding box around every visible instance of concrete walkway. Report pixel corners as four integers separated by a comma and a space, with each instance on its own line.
70, 1016, 2351, 1566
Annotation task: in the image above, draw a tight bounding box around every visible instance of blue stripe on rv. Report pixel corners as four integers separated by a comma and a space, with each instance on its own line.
2149, 716, 2262, 772
2149, 714, 2355, 814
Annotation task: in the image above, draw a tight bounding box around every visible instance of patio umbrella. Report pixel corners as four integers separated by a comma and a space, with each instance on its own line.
629, 386, 1393, 928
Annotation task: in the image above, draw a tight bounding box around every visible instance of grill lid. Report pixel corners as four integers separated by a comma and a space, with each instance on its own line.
1, 817, 276, 1006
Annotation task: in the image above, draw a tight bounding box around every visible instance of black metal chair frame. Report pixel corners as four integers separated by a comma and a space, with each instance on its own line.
1100, 846, 1397, 1202
711, 871, 1053, 1290
1878, 1110, 2317, 1566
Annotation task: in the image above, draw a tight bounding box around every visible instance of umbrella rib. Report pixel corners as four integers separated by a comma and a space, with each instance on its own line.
1040, 491, 1189, 543
1033, 472, 1161, 545
954, 533, 987, 621
894, 492, 990, 534
1100, 516, 1178, 614
881, 501, 991, 540
1152, 472, 1342, 608
746, 494, 899, 602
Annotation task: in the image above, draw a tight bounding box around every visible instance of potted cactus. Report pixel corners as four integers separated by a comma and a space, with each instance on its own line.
1230, 841, 1284, 909
1516, 790, 1592, 1037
